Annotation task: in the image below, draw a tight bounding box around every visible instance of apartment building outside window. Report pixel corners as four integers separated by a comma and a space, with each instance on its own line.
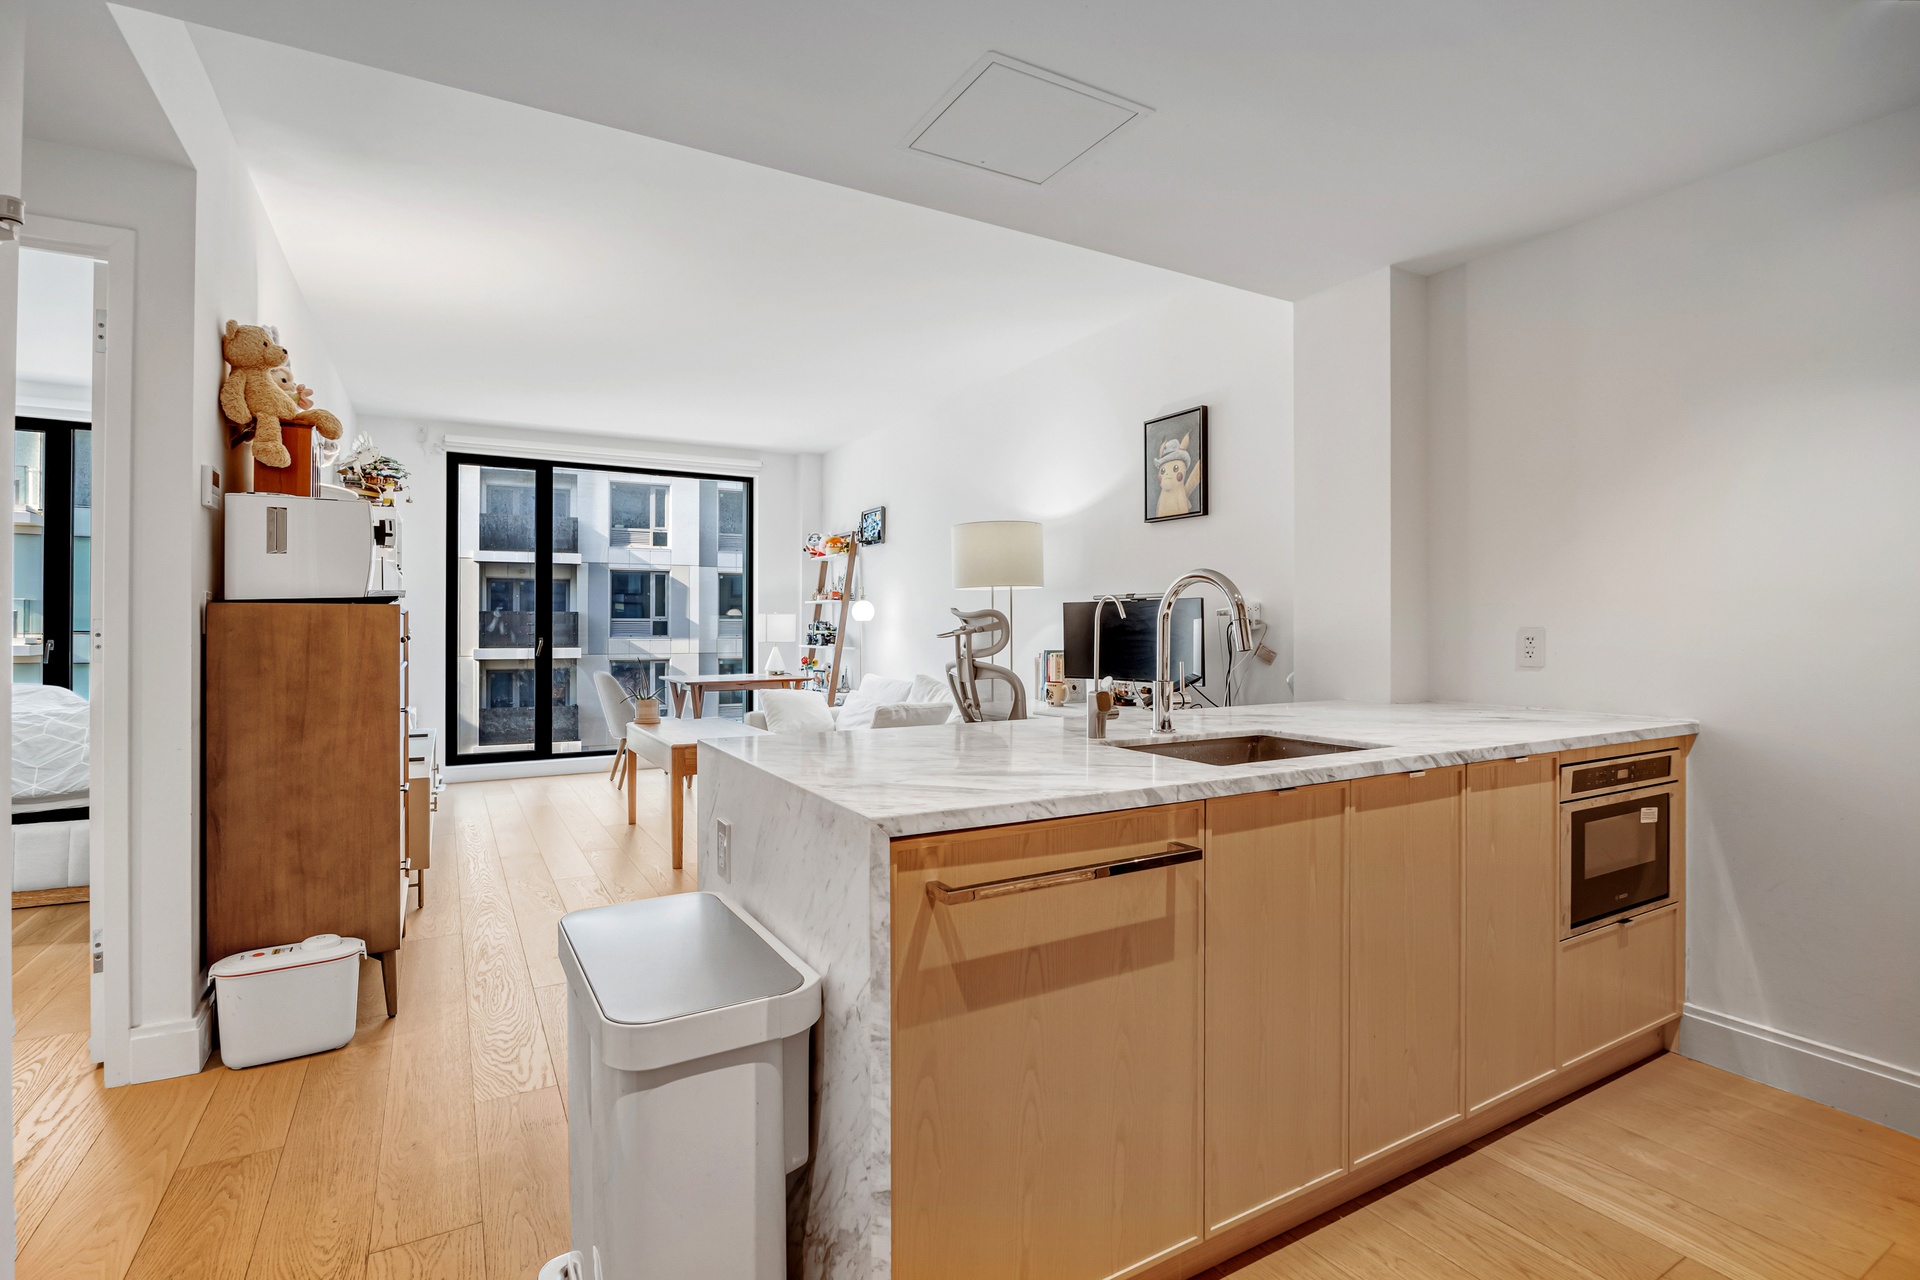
449, 455, 753, 762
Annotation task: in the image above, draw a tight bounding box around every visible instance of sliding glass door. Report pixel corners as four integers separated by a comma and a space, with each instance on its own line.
13, 418, 91, 695
447, 452, 754, 765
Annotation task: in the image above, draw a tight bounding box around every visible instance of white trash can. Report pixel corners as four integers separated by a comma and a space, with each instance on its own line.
211, 933, 366, 1068
551, 892, 821, 1280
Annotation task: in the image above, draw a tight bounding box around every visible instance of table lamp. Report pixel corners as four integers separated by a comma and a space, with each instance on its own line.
951, 520, 1044, 637
758, 613, 798, 674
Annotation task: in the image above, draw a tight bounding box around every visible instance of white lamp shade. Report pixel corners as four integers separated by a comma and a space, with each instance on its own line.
849, 598, 876, 622
757, 612, 798, 643
952, 521, 1044, 589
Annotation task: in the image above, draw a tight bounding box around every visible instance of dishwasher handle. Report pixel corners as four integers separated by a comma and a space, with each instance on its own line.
927, 841, 1201, 907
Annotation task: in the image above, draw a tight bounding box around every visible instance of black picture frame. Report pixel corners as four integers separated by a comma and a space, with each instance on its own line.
1145, 406, 1207, 522
858, 505, 887, 545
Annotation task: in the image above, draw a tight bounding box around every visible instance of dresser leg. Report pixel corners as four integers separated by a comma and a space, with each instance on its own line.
376, 950, 399, 1017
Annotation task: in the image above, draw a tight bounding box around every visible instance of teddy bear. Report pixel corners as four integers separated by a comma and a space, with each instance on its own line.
219, 321, 342, 469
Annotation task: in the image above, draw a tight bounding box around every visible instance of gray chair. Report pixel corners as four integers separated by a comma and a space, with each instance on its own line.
593, 670, 638, 788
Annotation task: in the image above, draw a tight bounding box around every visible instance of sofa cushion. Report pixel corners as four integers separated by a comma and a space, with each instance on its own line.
758, 689, 836, 734
870, 702, 953, 731
836, 675, 915, 730
907, 672, 964, 724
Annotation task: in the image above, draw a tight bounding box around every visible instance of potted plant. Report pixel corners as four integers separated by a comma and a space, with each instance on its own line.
620, 670, 662, 726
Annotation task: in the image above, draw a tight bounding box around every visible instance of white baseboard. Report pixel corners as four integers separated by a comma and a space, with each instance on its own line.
124, 1001, 212, 1084
1677, 1003, 1920, 1138
443, 754, 618, 783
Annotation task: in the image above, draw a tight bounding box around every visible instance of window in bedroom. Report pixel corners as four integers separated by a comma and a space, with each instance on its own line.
13, 420, 91, 697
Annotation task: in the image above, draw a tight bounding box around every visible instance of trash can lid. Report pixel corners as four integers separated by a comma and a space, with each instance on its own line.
211, 934, 367, 979
559, 893, 803, 1026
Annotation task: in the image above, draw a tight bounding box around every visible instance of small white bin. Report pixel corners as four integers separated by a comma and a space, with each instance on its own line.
211, 934, 366, 1068
553, 892, 821, 1280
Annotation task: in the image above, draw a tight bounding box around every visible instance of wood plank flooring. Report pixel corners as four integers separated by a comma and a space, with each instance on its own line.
15, 770, 1920, 1280
12, 771, 691, 1280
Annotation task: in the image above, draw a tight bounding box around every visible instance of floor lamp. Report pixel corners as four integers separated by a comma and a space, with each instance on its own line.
951, 520, 1045, 640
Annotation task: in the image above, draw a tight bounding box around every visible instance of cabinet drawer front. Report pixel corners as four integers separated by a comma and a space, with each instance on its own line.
892, 804, 1204, 1280
1349, 768, 1465, 1166
1465, 757, 1558, 1111
1557, 904, 1680, 1067
1205, 786, 1347, 1233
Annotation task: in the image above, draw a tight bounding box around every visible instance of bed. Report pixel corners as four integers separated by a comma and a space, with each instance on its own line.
13, 683, 90, 906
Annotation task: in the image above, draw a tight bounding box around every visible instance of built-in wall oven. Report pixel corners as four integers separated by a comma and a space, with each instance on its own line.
1560, 747, 1679, 938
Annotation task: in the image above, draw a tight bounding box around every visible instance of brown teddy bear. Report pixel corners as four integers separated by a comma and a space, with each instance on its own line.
219, 321, 342, 469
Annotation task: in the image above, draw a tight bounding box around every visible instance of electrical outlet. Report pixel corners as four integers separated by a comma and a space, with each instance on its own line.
1517, 626, 1546, 670
715, 819, 732, 880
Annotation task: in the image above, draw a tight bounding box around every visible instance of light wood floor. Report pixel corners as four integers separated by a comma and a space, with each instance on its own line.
14, 772, 1920, 1280
12, 769, 693, 1280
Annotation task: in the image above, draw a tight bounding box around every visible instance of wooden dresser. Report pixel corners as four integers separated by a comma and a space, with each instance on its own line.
206, 600, 410, 1014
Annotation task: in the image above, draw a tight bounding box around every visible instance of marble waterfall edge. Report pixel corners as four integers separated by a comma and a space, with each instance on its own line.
697, 747, 894, 1280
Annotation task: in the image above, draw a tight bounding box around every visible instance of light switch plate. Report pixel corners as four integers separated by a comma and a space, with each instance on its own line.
715, 819, 732, 880
1517, 626, 1546, 670
201, 464, 222, 510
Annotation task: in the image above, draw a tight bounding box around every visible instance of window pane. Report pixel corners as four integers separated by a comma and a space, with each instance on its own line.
71, 429, 91, 699
458, 464, 538, 754
12, 430, 45, 688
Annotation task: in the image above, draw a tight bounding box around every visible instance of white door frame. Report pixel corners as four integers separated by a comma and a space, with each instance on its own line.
20, 213, 135, 1086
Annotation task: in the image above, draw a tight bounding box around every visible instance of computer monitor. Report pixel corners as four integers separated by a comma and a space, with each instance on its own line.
1063, 596, 1204, 684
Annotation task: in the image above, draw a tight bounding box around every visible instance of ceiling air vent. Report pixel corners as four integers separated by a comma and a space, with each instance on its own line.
906, 53, 1151, 185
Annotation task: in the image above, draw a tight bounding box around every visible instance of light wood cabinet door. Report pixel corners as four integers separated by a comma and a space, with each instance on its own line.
1204, 786, 1346, 1235
892, 804, 1205, 1280
1464, 757, 1558, 1112
1557, 904, 1680, 1066
1348, 767, 1464, 1166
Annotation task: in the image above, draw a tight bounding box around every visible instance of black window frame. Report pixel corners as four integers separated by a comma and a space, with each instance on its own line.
447, 451, 755, 766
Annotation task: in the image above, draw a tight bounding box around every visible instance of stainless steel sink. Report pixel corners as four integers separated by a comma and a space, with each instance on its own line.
1112, 734, 1364, 766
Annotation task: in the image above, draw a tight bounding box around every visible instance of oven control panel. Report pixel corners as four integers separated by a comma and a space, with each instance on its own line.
1565, 752, 1673, 797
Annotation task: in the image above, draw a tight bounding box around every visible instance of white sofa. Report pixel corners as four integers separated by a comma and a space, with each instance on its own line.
744, 673, 961, 733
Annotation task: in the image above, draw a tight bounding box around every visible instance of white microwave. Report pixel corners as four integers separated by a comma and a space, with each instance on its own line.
224, 492, 404, 600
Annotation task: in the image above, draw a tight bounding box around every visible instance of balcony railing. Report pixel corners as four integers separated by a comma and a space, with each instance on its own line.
476, 705, 580, 747
477, 611, 579, 649
477, 513, 579, 553
611, 526, 667, 549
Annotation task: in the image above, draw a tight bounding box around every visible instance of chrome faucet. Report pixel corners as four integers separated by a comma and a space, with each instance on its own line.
1154, 569, 1253, 734
1086, 595, 1125, 739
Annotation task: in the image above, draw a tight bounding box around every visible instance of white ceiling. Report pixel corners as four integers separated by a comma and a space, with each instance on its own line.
24, 0, 188, 165
123, 0, 1920, 298
185, 26, 1237, 451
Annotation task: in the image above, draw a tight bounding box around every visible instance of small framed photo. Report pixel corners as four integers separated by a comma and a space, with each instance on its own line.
858, 505, 887, 545
1145, 406, 1207, 522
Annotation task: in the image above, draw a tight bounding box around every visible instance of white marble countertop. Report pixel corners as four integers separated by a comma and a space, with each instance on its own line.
707, 700, 1698, 838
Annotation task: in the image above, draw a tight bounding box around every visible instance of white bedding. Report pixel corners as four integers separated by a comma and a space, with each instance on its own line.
12, 684, 91, 802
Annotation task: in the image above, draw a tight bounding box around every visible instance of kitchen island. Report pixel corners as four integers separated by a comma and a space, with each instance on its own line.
696, 701, 1698, 1280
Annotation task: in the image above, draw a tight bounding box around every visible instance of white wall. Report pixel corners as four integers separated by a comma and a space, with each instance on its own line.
22, 7, 360, 1080
1426, 103, 1920, 1132
821, 288, 1293, 705
364, 416, 816, 765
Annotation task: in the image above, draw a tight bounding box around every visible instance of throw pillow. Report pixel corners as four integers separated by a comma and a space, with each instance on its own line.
907, 672, 964, 724
759, 689, 836, 734
836, 674, 915, 730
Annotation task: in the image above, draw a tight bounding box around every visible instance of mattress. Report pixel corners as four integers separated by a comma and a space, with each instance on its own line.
13, 684, 90, 801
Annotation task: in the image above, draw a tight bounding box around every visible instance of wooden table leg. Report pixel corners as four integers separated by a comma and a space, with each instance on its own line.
670, 745, 691, 870
689, 689, 704, 719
